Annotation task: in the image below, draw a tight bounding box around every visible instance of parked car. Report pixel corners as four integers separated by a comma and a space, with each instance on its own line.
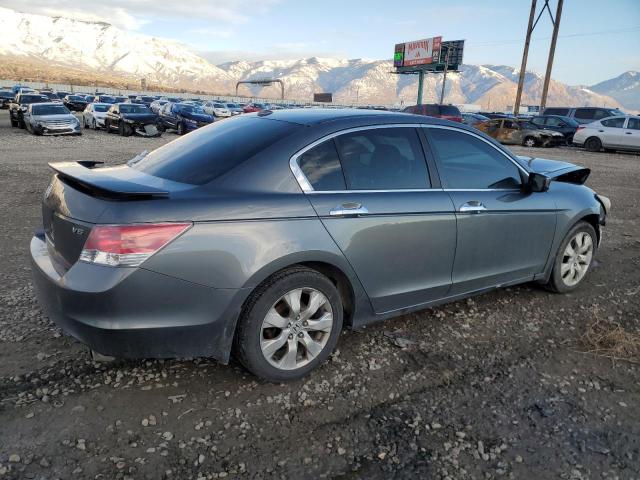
113, 96, 129, 103
528, 115, 580, 144
11, 84, 34, 94
82, 102, 111, 129
572, 115, 640, 153
476, 118, 564, 147
135, 95, 156, 107
157, 102, 214, 135
104, 103, 160, 137
94, 95, 116, 104
403, 104, 462, 122
30, 110, 610, 381
150, 99, 168, 114
542, 107, 625, 125
23, 103, 81, 136
63, 94, 89, 112
0, 90, 15, 109
38, 91, 63, 103
203, 101, 231, 118
477, 112, 509, 119
461, 112, 490, 127
9, 93, 50, 128
243, 102, 267, 113
55, 91, 70, 100
83, 95, 95, 103
225, 103, 243, 115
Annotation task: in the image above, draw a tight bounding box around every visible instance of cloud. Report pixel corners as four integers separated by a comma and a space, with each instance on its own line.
0, 0, 280, 30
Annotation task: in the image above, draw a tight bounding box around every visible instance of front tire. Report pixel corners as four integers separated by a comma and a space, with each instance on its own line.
234, 267, 343, 382
546, 221, 597, 293
177, 122, 185, 135
523, 136, 537, 147
584, 136, 602, 152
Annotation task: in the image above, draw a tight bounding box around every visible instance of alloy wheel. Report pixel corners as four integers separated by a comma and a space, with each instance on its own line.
561, 231, 593, 286
524, 137, 536, 147
260, 287, 333, 370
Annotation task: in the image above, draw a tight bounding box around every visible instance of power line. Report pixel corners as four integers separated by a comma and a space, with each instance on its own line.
469, 26, 640, 48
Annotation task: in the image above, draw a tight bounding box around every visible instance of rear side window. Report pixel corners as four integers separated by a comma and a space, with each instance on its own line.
574, 108, 596, 120
133, 117, 300, 185
544, 117, 564, 126
427, 128, 521, 190
439, 105, 461, 116
298, 140, 345, 191
544, 108, 569, 116
601, 117, 625, 128
335, 128, 430, 190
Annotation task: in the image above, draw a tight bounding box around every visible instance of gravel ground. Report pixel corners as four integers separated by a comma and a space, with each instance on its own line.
0, 110, 639, 480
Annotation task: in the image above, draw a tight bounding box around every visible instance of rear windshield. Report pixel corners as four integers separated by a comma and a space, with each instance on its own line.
32, 104, 70, 115
68, 95, 85, 101
132, 116, 300, 185
21, 95, 47, 104
100, 96, 116, 103
178, 104, 205, 114
439, 105, 461, 116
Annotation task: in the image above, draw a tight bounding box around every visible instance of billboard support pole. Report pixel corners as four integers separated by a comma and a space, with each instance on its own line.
514, 0, 537, 115
439, 46, 451, 104
417, 70, 424, 105
540, 0, 563, 110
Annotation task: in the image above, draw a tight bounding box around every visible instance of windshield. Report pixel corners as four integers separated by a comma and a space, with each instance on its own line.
100, 96, 116, 103
32, 104, 70, 115
68, 95, 85, 101
226, 103, 239, 108
120, 104, 151, 114
0, 91, 13, 98
178, 104, 205, 114
93, 104, 110, 112
213, 103, 225, 108
133, 116, 300, 185
141, 96, 154, 102
114, 96, 128, 102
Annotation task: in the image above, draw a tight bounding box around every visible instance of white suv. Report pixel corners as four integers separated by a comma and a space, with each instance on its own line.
573, 115, 640, 153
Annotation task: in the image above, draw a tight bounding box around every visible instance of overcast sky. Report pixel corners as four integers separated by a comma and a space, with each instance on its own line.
2, 0, 639, 85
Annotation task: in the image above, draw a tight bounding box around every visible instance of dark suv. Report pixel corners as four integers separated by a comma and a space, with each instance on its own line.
9, 93, 50, 128
403, 104, 462, 122
528, 115, 580, 144
542, 107, 625, 125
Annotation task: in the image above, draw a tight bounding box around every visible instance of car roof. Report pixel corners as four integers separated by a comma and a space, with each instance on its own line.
31, 102, 67, 108
253, 108, 448, 126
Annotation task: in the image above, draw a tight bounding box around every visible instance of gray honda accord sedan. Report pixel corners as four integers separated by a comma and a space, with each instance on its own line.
31, 109, 611, 381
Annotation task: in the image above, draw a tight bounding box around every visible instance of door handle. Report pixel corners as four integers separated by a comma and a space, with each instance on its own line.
329, 202, 369, 216
598, 130, 604, 132
625, 131, 632, 134
459, 201, 487, 213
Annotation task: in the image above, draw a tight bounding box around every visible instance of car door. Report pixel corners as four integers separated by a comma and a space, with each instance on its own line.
599, 117, 627, 147
620, 117, 640, 150
294, 125, 457, 314
424, 126, 557, 295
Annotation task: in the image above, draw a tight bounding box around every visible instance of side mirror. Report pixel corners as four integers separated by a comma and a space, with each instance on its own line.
527, 172, 551, 192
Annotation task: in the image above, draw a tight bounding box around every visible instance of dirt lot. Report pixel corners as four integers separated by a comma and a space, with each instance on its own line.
0, 110, 638, 480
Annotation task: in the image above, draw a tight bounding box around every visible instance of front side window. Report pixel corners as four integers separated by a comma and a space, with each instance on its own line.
297, 140, 345, 191
427, 128, 522, 190
601, 117, 625, 128
627, 118, 640, 130
334, 128, 430, 190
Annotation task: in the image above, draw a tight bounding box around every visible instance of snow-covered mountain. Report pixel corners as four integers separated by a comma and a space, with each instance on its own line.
0, 6, 630, 111
590, 71, 640, 111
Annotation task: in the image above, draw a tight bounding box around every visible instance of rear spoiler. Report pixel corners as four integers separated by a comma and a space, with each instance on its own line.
48, 161, 169, 199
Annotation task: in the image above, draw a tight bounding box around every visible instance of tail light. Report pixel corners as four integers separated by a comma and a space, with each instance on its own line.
80, 223, 191, 267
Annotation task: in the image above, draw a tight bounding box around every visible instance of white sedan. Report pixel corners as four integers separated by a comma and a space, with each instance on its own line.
573, 115, 640, 153
203, 101, 231, 118
82, 102, 111, 129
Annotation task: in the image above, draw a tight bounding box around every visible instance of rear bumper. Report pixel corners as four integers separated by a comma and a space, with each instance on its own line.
30, 234, 248, 362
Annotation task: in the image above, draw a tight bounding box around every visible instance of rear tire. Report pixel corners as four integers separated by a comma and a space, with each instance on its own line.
545, 221, 597, 293
234, 267, 343, 382
584, 136, 602, 152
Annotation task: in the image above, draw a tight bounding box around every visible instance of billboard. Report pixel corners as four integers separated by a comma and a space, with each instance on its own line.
400, 37, 442, 67
313, 93, 333, 103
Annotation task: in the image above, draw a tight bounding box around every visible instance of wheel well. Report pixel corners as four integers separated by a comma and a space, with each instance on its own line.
578, 214, 601, 244
297, 262, 355, 327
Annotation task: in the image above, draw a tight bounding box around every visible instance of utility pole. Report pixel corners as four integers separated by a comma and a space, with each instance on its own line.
540, 0, 563, 110
439, 45, 451, 104
417, 70, 424, 105
514, 0, 537, 115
